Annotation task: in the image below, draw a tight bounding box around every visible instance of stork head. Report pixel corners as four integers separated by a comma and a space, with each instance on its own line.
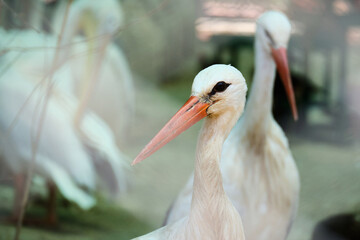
256, 11, 298, 120
95, 0, 124, 36
67, 0, 123, 38
256, 11, 291, 52
191, 64, 247, 118
132, 65, 247, 165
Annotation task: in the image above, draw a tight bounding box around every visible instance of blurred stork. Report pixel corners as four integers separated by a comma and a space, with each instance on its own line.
132, 65, 247, 240
0, 0, 131, 224
52, 0, 135, 138
164, 11, 300, 240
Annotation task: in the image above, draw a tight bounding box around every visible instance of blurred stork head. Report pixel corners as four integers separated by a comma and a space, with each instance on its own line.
92, 0, 124, 36
256, 11, 298, 120
58, 0, 124, 41
256, 11, 291, 53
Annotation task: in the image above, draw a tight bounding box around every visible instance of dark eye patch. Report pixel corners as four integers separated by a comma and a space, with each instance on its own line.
209, 81, 231, 97
265, 30, 275, 45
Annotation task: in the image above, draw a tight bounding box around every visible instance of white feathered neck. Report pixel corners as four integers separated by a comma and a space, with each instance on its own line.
240, 36, 276, 137
187, 110, 245, 240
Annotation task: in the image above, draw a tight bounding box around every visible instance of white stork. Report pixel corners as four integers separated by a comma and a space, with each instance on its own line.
164, 11, 300, 240
0, 0, 131, 224
51, 0, 135, 138
132, 64, 247, 240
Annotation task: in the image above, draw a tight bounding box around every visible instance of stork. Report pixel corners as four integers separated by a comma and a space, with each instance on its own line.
132, 64, 247, 240
51, 0, 135, 138
0, 0, 131, 224
164, 11, 300, 240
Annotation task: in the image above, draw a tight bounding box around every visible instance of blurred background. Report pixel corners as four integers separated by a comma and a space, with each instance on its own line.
0, 0, 359, 239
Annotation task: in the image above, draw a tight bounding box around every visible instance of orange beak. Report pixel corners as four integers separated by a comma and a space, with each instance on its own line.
271, 47, 298, 121
132, 96, 210, 165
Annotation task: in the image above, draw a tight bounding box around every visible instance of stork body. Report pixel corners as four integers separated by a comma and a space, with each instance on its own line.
52, 0, 135, 137
165, 11, 300, 240
0, 46, 129, 220
132, 65, 247, 240
0, 0, 131, 221
0, 71, 96, 207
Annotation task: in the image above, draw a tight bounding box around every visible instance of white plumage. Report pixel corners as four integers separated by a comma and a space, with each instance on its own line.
132, 65, 247, 240
52, 0, 135, 137
0, 0, 132, 218
0, 68, 96, 206
165, 11, 300, 240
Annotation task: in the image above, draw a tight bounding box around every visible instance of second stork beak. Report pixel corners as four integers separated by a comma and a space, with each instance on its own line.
271, 47, 298, 121
132, 96, 210, 165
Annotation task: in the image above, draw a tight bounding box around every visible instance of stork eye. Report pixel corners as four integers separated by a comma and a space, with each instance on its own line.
209, 81, 231, 96
264, 30, 275, 45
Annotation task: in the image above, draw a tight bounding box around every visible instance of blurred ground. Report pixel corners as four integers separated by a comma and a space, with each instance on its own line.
0, 74, 359, 239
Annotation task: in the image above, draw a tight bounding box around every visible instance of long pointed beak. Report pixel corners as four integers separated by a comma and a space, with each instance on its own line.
132, 96, 209, 165
271, 47, 298, 121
